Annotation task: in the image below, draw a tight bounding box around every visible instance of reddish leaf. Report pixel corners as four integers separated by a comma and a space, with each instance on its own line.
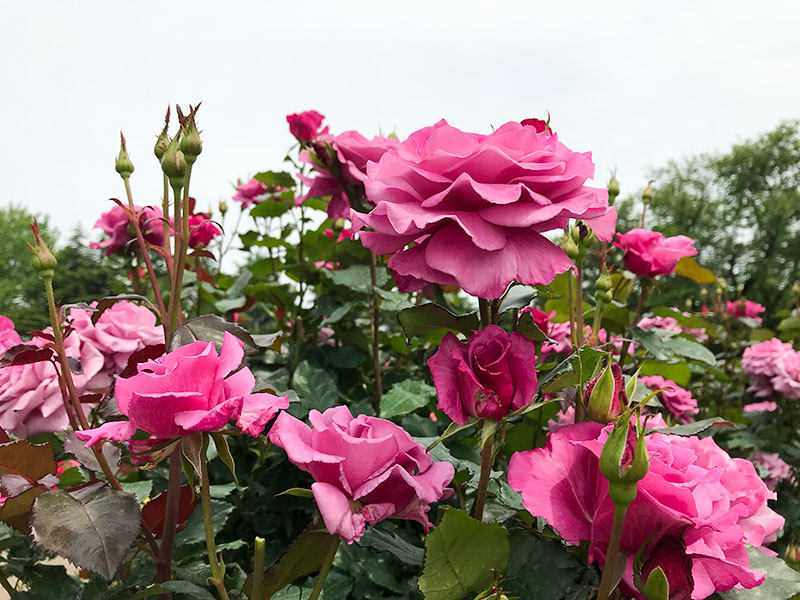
141, 485, 196, 537
188, 249, 216, 260
27, 330, 55, 342
0, 344, 54, 368
0, 487, 43, 533
91, 294, 155, 325
79, 393, 104, 404
120, 344, 166, 379
0, 440, 57, 482
196, 268, 214, 284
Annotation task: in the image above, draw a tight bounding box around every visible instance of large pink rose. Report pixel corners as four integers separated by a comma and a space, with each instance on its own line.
639, 375, 699, 424
286, 110, 327, 143
750, 452, 795, 491
297, 131, 399, 220
742, 338, 794, 398
726, 300, 766, 324
76, 332, 288, 446
508, 422, 783, 599
90, 204, 165, 256
427, 325, 537, 425
268, 406, 454, 543
353, 119, 616, 299
772, 350, 800, 400
614, 228, 697, 277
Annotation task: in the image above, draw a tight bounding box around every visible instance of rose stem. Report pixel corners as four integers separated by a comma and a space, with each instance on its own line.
596, 502, 628, 600
567, 273, 578, 348
309, 538, 340, 600
369, 253, 383, 410
251, 537, 266, 600
478, 299, 490, 329
200, 439, 230, 600
472, 429, 495, 522
617, 279, 649, 368
490, 298, 501, 325
576, 263, 585, 345
162, 173, 174, 283
156, 447, 183, 588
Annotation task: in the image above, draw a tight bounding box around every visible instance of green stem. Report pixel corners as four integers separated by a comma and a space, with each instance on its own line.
618, 282, 648, 368
567, 273, 578, 348
200, 442, 230, 600
162, 173, 175, 285
479, 299, 490, 329
576, 263, 585, 345
596, 502, 628, 600
369, 254, 383, 411
251, 537, 266, 600
309, 538, 340, 600
472, 430, 494, 522
156, 448, 183, 588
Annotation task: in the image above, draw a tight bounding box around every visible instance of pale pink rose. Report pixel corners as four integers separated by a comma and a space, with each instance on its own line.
726, 300, 766, 324
427, 326, 538, 424
638, 315, 683, 334
268, 406, 454, 543
353, 119, 616, 299
233, 179, 268, 208
0, 316, 21, 351
286, 110, 327, 143
188, 212, 222, 248
743, 401, 778, 413
298, 131, 399, 220
508, 422, 783, 599
614, 228, 697, 278
76, 332, 288, 447
90, 204, 165, 256
639, 374, 699, 424
772, 350, 800, 400
750, 452, 795, 490
742, 338, 794, 398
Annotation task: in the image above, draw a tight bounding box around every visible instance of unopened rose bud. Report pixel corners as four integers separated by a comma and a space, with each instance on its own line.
643, 566, 669, 600
28, 220, 57, 278
642, 180, 655, 205
583, 361, 627, 423
161, 134, 187, 189
785, 543, 800, 564
219, 200, 228, 215
599, 414, 649, 507
608, 172, 620, 205
564, 236, 580, 261
179, 104, 203, 164
154, 106, 170, 160
596, 272, 612, 292
115, 132, 134, 179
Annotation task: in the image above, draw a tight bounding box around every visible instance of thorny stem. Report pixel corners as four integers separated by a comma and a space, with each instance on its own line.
596, 503, 628, 600
309, 538, 340, 600
369, 254, 383, 410
156, 448, 183, 587
251, 537, 266, 600
162, 173, 174, 282
472, 430, 495, 522
201, 442, 230, 600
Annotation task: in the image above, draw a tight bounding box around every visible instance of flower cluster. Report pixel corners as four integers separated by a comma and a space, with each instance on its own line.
742, 338, 800, 399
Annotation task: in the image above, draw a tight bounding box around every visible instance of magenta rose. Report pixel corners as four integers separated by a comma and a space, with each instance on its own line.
726, 300, 766, 324
750, 452, 795, 490
188, 212, 222, 248
508, 421, 783, 599
90, 204, 165, 256
639, 375, 699, 424
613, 228, 697, 277
427, 325, 537, 425
232, 178, 267, 208
353, 119, 616, 299
286, 110, 327, 143
76, 332, 288, 446
268, 406, 454, 543
742, 338, 794, 398
297, 130, 399, 220
772, 349, 800, 400
0, 316, 19, 352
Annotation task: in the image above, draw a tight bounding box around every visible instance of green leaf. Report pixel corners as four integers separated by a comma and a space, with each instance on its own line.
131, 581, 216, 599
539, 346, 607, 394
375, 287, 414, 312
326, 345, 367, 370
175, 499, 234, 546
31, 486, 140, 580
418, 507, 510, 600
631, 328, 716, 366
292, 361, 339, 415
250, 201, 290, 218
651, 417, 736, 436
503, 529, 584, 600
358, 527, 425, 566
498, 286, 536, 312
639, 359, 691, 387
325, 264, 389, 293
397, 304, 479, 340
322, 300, 360, 325
210, 433, 238, 485
778, 317, 800, 333
719, 546, 800, 600
253, 170, 296, 190
170, 314, 260, 356
380, 379, 436, 420
120, 480, 154, 505
515, 311, 550, 342
275, 487, 314, 498
674, 255, 715, 283
214, 296, 247, 313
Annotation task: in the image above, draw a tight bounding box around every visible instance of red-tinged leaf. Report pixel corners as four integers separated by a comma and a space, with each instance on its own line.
0, 344, 54, 368
0, 440, 57, 481
141, 485, 196, 538
27, 330, 55, 342
145, 242, 169, 259
188, 249, 216, 260
120, 344, 166, 379
0, 487, 43, 533
80, 393, 104, 404
91, 294, 157, 325
196, 268, 214, 284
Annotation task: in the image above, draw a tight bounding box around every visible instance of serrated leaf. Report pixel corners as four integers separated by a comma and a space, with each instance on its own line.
418, 507, 510, 600
719, 546, 800, 600
322, 301, 360, 325
325, 264, 389, 293
0, 439, 57, 481
63, 431, 120, 474
651, 417, 736, 436
503, 529, 584, 600
292, 361, 338, 415
397, 304, 479, 340
375, 288, 414, 312
538, 346, 607, 394
380, 379, 436, 419
169, 314, 259, 356
31, 487, 140, 580
358, 527, 425, 566
0, 344, 54, 367
120, 480, 153, 505
631, 328, 716, 366
175, 499, 233, 546
0, 486, 42, 533
253, 170, 296, 190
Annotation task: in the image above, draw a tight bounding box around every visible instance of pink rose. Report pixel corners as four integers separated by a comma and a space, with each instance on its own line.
726, 300, 766, 324
188, 212, 222, 248
0, 316, 21, 351
639, 375, 699, 424
427, 325, 538, 425
268, 406, 454, 543
742, 338, 793, 398
286, 110, 327, 143
298, 131, 399, 220
354, 119, 616, 299
750, 452, 795, 490
520, 308, 572, 360
75, 332, 288, 446
772, 350, 800, 400
508, 422, 783, 599
614, 228, 697, 277
324, 228, 354, 243
743, 401, 778, 413
90, 204, 165, 256
637, 314, 707, 342
232, 178, 268, 208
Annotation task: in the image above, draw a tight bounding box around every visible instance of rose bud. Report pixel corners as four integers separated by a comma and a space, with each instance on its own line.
115, 132, 134, 179
786, 543, 800, 564
427, 325, 537, 425
642, 179, 655, 205
160, 134, 187, 189
599, 414, 649, 507
608, 172, 620, 205
583, 361, 627, 423
179, 104, 203, 164
28, 220, 57, 277
639, 537, 694, 600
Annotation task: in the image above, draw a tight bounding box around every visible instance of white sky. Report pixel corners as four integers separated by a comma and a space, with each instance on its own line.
2, 1, 799, 241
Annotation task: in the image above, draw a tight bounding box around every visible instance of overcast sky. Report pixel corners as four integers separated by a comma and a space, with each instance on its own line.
2, 2, 799, 242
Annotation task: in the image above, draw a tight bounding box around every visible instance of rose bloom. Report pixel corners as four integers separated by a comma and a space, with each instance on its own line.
286, 110, 327, 142
0, 316, 18, 350
268, 405, 454, 543
638, 315, 708, 342
297, 130, 399, 220
614, 228, 697, 278
743, 401, 778, 413
354, 119, 616, 299
76, 332, 288, 446
509, 421, 783, 599
639, 374, 699, 424
90, 204, 165, 256
232, 178, 268, 208
750, 452, 795, 491
726, 300, 766, 324
742, 338, 794, 398
188, 212, 222, 247
427, 325, 538, 424
772, 349, 800, 400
